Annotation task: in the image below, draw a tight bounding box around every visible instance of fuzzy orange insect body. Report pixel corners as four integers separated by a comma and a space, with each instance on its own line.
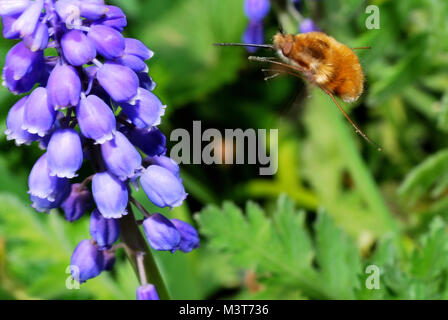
214, 32, 381, 150
273, 32, 364, 102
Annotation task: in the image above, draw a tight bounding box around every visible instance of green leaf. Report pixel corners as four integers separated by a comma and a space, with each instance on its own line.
271, 196, 313, 271
140, 0, 247, 106
362, 218, 448, 299
410, 217, 448, 280
399, 149, 448, 205
367, 42, 428, 106
314, 211, 362, 299
196, 195, 363, 299
437, 89, 448, 133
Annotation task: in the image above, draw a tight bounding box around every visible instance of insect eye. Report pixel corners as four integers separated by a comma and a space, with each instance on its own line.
282, 41, 293, 56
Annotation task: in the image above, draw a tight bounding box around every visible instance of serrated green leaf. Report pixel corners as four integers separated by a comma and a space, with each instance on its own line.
314, 211, 362, 299
272, 195, 313, 271
197, 196, 365, 299
361, 218, 448, 300
411, 217, 448, 279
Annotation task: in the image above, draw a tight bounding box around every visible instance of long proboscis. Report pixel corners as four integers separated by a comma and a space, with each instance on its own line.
213, 42, 276, 50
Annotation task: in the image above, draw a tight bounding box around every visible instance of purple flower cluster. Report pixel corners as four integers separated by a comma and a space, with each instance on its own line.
241, 0, 319, 52
1, 0, 199, 300
290, 0, 319, 33
299, 18, 318, 33
242, 0, 270, 52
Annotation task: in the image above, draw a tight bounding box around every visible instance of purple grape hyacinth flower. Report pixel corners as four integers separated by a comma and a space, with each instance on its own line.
89, 209, 120, 250
2, 41, 44, 94
140, 165, 187, 208
124, 38, 154, 61
23, 22, 49, 52
28, 152, 70, 202
61, 183, 92, 222
242, 0, 270, 52
101, 131, 142, 181
92, 171, 128, 219
76, 94, 116, 144
5, 96, 38, 145
30, 183, 71, 213
47, 128, 83, 178
116, 53, 148, 73
0, 0, 30, 17
0, 0, 198, 298
121, 88, 166, 130
71, 239, 105, 283
170, 219, 200, 253
244, 0, 270, 22
88, 25, 125, 60
147, 155, 180, 179
138, 72, 156, 91
2, 15, 21, 39
242, 21, 264, 53
299, 18, 319, 33
143, 213, 181, 252
112, 37, 153, 73
21, 87, 56, 137
61, 30, 96, 66
94, 5, 127, 31
79, 1, 108, 20
137, 284, 160, 300
121, 126, 167, 157
96, 62, 139, 102
47, 64, 82, 110
12, 0, 43, 37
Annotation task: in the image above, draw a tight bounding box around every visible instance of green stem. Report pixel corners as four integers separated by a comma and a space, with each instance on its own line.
272, 1, 298, 34
119, 205, 171, 300
317, 88, 399, 234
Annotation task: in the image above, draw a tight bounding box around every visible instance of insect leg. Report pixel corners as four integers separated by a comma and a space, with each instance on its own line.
261, 68, 304, 80
248, 56, 306, 74
264, 72, 280, 81
320, 86, 382, 151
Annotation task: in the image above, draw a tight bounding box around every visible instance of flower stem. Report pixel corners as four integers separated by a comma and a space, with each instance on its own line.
136, 252, 148, 285
119, 205, 171, 300
130, 197, 152, 218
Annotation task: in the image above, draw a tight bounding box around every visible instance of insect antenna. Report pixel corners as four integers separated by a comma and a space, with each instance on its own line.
278, 25, 285, 36
320, 86, 382, 151
213, 43, 275, 50
249, 56, 304, 72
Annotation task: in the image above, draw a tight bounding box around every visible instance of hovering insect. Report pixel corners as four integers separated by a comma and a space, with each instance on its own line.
215, 31, 381, 151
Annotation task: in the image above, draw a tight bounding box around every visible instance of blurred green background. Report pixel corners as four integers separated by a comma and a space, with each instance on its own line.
2, 0, 448, 300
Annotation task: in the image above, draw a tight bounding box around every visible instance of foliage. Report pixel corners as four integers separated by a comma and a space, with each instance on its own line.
0, 193, 138, 299
198, 196, 448, 300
